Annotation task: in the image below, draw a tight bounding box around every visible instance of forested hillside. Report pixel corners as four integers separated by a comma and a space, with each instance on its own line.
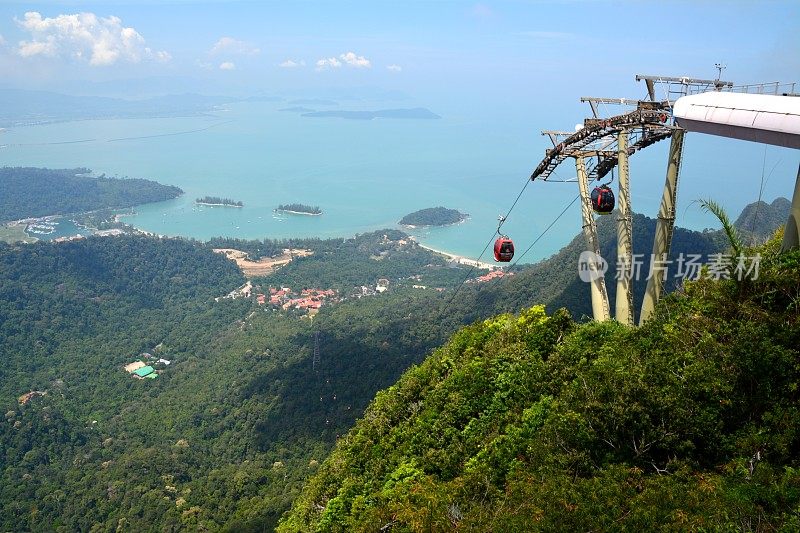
0, 200, 787, 531
735, 196, 792, 244
0, 167, 183, 221
0, 232, 484, 531
280, 233, 800, 532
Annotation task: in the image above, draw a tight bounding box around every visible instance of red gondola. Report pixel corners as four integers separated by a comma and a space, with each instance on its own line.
590, 185, 615, 215
494, 236, 514, 262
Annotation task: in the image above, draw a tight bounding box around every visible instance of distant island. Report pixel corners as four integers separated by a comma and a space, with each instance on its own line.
275, 203, 322, 216
279, 106, 316, 113
196, 196, 243, 207
399, 207, 468, 227
301, 108, 441, 121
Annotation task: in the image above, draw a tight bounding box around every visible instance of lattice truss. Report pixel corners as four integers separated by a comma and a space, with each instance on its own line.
529, 75, 752, 183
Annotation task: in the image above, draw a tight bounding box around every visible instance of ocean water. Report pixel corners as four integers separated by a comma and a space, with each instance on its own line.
2, 100, 796, 262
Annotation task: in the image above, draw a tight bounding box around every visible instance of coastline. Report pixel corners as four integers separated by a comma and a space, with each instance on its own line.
275, 209, 322, 216
413, 239, 496, 270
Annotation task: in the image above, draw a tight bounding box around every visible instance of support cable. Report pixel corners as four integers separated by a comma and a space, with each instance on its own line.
439, 176, 533, 309
505, 194, 581, 273
439, 190, 581, 321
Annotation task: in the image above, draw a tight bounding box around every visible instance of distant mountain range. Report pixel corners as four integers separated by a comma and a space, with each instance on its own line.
0, 88, 438, 127
0, 88, 235, 127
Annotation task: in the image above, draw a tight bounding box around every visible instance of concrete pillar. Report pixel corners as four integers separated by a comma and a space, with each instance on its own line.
780, 163, 800, 252
576, 156, 611, 321
615, 130, 634, 325
640, 129, 685, 325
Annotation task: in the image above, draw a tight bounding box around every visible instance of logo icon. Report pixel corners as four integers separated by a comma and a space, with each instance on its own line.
578, 251, 608, 282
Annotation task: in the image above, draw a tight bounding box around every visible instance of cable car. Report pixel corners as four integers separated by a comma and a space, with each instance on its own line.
591, 185, 615, 215
494, 236, 514, 262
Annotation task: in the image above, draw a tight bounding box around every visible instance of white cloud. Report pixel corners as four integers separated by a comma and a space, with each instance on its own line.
0, 34, 5, 46
279, 59, 305, 68
153, 50, 171, 62
211, 36, 259, 56
340, 51, 371, 68
15, 11, 170, 67
316, 52, 371, 71
219, 61, 236, 70
386, 64, 402, 72
315, 57, 342, 70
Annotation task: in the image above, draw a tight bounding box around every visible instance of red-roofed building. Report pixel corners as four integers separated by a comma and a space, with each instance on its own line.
473, 270, 514, 283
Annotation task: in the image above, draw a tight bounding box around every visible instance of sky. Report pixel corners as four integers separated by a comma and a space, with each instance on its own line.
0, 0, 797, 107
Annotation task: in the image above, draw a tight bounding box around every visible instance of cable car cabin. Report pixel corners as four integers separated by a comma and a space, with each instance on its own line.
591, 185, 615, 215
494, 237, 514, 262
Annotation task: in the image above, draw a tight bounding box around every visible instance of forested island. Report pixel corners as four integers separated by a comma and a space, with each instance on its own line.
399, 206, 468, 227
275, 203, 322, 215
196, 196, 243, 207
0, 167, 182, 222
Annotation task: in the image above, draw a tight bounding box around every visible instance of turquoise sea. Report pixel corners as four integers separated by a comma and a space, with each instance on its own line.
1, 100, 796, 262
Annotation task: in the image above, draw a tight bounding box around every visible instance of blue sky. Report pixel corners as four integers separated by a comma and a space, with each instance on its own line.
0, 0, 797, 105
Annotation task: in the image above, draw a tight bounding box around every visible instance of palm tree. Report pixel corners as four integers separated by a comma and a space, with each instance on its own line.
700, 198, 743, 258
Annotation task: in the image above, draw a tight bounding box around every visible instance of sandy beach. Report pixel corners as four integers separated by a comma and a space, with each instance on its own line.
414, 240, 496, 270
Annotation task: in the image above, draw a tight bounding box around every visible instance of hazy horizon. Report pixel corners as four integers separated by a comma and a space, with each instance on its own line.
1, 0, 798, 257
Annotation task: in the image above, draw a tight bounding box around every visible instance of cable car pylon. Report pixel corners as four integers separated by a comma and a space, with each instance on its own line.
615, 130, 634, 325
639, 128, 685, 324
529, 73, 797, 324
575, 155, 611, 321
529, 74, 712, 324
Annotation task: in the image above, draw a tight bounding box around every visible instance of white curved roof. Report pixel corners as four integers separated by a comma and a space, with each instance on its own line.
673, 91, 800, 149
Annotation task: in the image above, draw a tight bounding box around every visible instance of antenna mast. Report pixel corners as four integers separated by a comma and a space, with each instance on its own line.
715, 62, 727, 84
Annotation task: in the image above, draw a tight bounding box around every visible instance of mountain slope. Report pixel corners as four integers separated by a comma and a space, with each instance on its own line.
279, 234, 800, 531
735, 196, 792, 244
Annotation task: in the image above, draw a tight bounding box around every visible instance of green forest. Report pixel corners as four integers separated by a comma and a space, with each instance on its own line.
0, 231, 488, 531
280, 232, 800, 531
399, 207, 467, 227
0, 167, 183, 222
196, 196, 243, 207
0, 199, 791, 531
